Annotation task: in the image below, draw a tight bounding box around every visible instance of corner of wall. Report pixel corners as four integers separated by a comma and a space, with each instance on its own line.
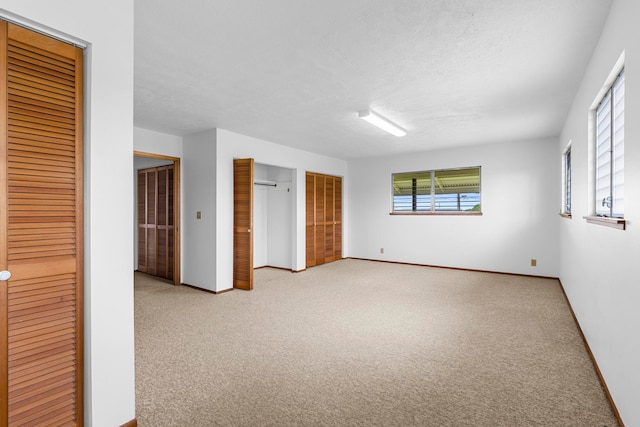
182, 129, 218, 291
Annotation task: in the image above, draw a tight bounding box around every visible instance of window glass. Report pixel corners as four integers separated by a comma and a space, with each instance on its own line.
393, 171, 431, 211
392, 167, 480, 213
433, 168, 480, 212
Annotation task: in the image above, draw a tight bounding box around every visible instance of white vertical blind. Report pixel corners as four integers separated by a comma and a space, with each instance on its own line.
564, 147, 571, 214
595, 91, 612, 216
612, 71, 625, 217
595, 70, 624, 217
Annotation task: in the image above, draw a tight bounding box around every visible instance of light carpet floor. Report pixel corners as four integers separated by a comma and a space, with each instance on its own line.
135, 259, 617, 426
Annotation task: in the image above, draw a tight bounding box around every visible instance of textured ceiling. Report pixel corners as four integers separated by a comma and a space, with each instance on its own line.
134, 0, 612, 159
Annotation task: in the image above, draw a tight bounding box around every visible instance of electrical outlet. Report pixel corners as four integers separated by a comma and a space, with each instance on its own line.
531, 259, 537, 267
380, 248, 384, 254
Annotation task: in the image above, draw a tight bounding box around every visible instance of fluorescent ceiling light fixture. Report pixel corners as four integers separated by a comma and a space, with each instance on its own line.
358, 109, 406, 137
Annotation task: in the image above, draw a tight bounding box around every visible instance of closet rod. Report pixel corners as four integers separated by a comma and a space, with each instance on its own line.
254, 182, 277, 187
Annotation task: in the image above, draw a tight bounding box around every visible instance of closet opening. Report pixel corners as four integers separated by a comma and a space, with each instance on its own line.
253, 163, 295, 271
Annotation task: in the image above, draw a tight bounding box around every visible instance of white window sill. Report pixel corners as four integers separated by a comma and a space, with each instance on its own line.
583, 215, 625, 230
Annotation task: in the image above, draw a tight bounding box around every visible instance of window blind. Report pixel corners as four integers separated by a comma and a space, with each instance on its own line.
595, 70, 624, 217
565, 147, 571, 214
612, 71, 625, 217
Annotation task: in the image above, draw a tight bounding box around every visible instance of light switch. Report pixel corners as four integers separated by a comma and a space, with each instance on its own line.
196, 211, 202, 220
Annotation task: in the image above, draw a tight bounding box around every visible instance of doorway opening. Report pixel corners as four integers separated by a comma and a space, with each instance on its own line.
254, 163, 295, 270
134, 151, 181, 285
233, 159, 296, 290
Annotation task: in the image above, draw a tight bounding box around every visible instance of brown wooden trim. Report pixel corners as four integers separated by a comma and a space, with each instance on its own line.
134, 150, 176, 161
73, 39, 85, 427
120, 418, 138, 427
181, 283, 234, 295
347, 257, 559, 280
134, 151, 181, 285
390, 211, 483, 216
293, 269, 306, 273
557, 280, 624, 427
0, 18, 9, 422
559, 213, 572, 219
583, 215, 625, 230
173, 158, 181, 286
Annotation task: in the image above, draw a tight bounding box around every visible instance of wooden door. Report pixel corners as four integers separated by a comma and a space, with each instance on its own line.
233, 158, 253, 290
156, 166, 174, 279
314, 174, 325, 266
137, 169, 148, 273
141, 169, 156, 274
305, 173, 316, 267
334, 177, 343, 259
305, 172, 342, 268
0, 21, 84, 425
137, 165, 174, 280
324, 177, 335, 263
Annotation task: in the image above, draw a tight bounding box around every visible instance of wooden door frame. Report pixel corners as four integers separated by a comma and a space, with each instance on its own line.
134, 151, 181, 286
0, 20, 9, 418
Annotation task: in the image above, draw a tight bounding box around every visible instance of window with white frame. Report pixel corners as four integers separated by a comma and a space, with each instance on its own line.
562, 144, 571, 216
595, 69, 624, 218
392, 167, 481, 214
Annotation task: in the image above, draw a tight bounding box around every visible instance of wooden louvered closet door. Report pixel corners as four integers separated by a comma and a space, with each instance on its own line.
333, 176, 342, 260
314, 174, 325, 265
137, 165, 174, 280
305, 172, 342, 268
305, 173, 316, 267
324, 177, 335, 263
0, 21, 84, 425
233, 158, 253, 290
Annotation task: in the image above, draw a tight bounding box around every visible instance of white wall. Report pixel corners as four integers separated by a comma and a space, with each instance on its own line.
0, 3, 135, 426
135, 126, 183, 158
182, 129, 217, 291
559, 0, 640, 424
349, 138, 560, 277
216, 128, 348, 291
137, 125, 341, 290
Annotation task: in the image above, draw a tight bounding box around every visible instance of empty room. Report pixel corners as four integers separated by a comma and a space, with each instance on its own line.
0, 0, 638, 426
